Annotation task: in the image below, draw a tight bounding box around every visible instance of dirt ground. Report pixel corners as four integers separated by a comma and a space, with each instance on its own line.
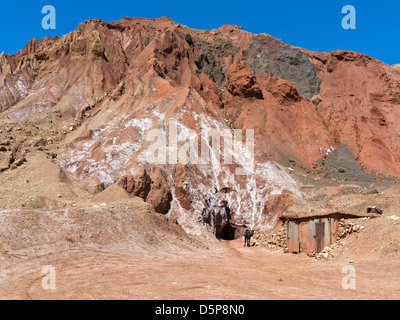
2, 17, 400, 301
1, 236, 399, 300
0, 150, 399, 300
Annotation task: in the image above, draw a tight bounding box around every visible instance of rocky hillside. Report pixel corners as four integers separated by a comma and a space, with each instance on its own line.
1, 16, 400, 238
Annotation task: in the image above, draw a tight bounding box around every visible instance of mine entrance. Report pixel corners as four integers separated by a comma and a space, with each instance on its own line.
214, 203, 236, 240
217, 223, 236, 240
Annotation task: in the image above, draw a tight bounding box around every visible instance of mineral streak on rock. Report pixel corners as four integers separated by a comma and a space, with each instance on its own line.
2, 16, 400, 238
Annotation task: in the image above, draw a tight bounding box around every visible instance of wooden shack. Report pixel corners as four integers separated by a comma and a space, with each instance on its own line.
281, 210, 377, 254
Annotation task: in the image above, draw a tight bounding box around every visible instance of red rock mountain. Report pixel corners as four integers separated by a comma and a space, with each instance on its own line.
1, 16, 400, 238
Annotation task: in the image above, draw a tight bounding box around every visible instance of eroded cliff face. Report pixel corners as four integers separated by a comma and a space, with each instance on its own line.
304, 49, 400, 179
1, 16, 399, 237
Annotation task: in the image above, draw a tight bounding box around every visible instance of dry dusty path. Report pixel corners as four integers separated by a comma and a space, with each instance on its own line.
0, 239, 399, 300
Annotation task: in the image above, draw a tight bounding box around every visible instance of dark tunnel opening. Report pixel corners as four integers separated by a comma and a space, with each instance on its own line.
217, 223, 236, 240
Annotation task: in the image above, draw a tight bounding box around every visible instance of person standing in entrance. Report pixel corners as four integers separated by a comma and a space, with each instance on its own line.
244, 229, 253, 247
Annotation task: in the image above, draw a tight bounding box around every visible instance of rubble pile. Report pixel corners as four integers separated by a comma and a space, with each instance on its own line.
337, 218, 365, 240
312, 218, 367, 260
254, 227, 288, 252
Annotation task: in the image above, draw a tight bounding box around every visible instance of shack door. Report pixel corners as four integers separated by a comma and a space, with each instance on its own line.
315, 218, 330, 252
287, 221, 300, 253
307, 220, 317, 254
315, 219, 325, 252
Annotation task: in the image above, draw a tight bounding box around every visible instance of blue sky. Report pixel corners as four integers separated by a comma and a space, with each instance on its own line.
0, 0, 399, 65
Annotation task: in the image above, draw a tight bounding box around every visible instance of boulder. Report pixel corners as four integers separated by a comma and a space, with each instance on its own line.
226, 64, 263, 99
146, 168, 172, 214
118, 168, 151, 200
118, 167, 172, 214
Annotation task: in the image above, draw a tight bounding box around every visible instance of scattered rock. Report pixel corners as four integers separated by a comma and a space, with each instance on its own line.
367, 206, 383, 214
311, 95, 323, 106
111, 81, 125, 100
338, 167, 347, 173
0, 152, 12, 171
13, 158, 26, 167
0, 140, 10, 146
33, 138, 48, 148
